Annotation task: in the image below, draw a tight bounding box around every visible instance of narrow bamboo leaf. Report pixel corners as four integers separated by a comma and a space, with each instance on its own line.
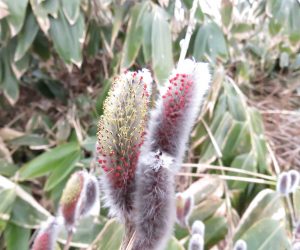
234, 189, 285, 241
204, 216, 228, 249
49, 10, 85, 67
151, 7, 174, 84
8, 134, 49, 147
0, 188, 16, 222
240, 218, 290, 250
30, 0, 59, 34
229, 153, 257, 190
90, 219, 124, 250
58, 216, 106, 247
193, 22, 228, 62
44, 151, 80, 191
4, 223, 30, 250
62, 0, 80, 25
293, 189, 300, 220
222, 122, 252, 162
110, 6, 124, 48
221, 0, 233, 27
19, 142, 80, 180
120, 3, 146, 69
188, 198, 223, 225
4, 0, 28, 36
166, 236, 184, 250
142, 7, 154, 62
14, 11, 39, 61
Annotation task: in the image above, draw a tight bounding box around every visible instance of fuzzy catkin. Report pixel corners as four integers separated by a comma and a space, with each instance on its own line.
97, 69, 152, 220
132, 151, 175, 250
31, 218, 59, 250
132, 59, 211, 250
144, 59, 211, 171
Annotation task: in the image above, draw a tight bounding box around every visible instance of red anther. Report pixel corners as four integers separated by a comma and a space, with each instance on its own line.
115, 172, 120, 177
116, 166, 122, 170
180, 87, 183, 91
98, 159, 103, 164
162, 95, 166, 99
175, 91, 179, 95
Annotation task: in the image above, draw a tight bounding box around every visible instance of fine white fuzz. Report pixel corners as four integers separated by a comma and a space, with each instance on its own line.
132, 151, 175, 250
276, 172, 291, 196
188, 233, 204, 250
32, 217, 59, 250
144, 58, 211, 172
289, 170, 300, 193
191, 220, 205, 236
233, 239, 247, 250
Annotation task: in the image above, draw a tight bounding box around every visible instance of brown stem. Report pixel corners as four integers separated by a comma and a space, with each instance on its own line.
63, 231, 73, 250
120, 218, 135, 250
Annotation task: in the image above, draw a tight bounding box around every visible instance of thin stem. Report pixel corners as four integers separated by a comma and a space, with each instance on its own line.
178, 0, 198, 64
177, 172, 276, 186
286, 195, 297, 228
63, 231, 73, 250
181, 163, 276, 181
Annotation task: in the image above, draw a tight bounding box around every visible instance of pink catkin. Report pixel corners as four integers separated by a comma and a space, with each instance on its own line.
32, 219, 58, 250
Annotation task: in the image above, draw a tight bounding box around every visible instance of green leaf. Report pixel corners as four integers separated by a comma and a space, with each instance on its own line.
293, 189, 300, 220
231, 23, 253, 33
205, 216, 228, 249
8, 134, 49, 147
96, 79, 111, 116
90, 219, 124, 250
30, 0, 59, 34
19, 142, 80, 180
200, 112, 233, 163
228, 153, 257, 190
183, 177, 223, 205
4, 0, 28, 36
222, 122, 252, 161
166, 236, 184, 250
151, 7, 174, 84
193, 22, 228, 62
44, 151, 80, 191
121, 3, 146, 69
58, 216, 106, 247
0, 43, 20, 105
0, 176, 50, 228
61, 0, 80, 25
221, 0, 233, 27
188, 198, 223, 225
110, 6, 124, 48
142, 8, 154, 63
10, 195, 49, 228
0, 188, 16, 222
14, 11, 39, 61
4, 223, 30, 250
49, 10, 85, 67
240, 218, 290, 250
234, 189, 285, 241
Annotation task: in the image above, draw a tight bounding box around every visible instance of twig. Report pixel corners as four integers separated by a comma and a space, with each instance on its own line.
176, 172, 276, 186
63, 231, 73, 250
181, 163, 276, 181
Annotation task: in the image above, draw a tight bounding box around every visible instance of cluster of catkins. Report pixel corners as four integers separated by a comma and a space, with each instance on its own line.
32, 171, 100, 250
97, 59, 211, 250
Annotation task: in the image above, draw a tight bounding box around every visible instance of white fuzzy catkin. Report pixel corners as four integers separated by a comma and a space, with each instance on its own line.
188, 234, 204, 250
289, 170, 300, 193
31, 217, 59, 250
233, 239, 247, 250
132, 151, 175, 250
144, 59, 211, 172
276, 172, 291, 196
191, 220, 205, 236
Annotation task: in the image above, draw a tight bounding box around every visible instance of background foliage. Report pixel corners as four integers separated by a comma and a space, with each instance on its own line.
0, 0, 300, 249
